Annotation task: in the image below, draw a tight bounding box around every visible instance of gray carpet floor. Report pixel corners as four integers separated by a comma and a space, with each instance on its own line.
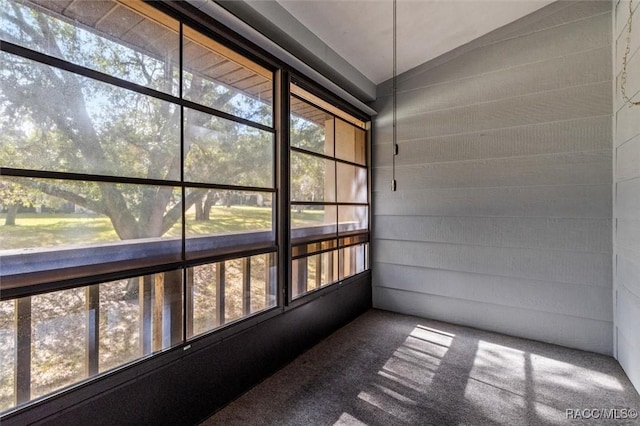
202, 309, 640, 425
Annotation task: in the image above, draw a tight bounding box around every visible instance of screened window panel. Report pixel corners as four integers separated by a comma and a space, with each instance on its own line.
0, 300, 15, 412
0, 178, 182, 276
289, 85, 369, 300
1, 0, 180, 95
290, 205, 337, 242
184, 189, 274, 258
291, 250, 338, 299
339, 243, 367, 280
0, 52, 181, 180
290, 96, 334, 156
290, 152, 335, 202
187, 253, 276, 338
7, 271, 182, 405
30, 288, 87, 399
184, 108, 274, 187
98, 279, 143, 373
336, 163, 367, 203
335, 119, 366, 165
183, 26, 272, 126
338, 206, 368, 233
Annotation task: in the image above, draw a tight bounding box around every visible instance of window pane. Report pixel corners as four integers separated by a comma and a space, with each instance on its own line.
297, 239, 368, 285
321, 250, 340, 285
224, 258, 243, 323
0, 300, 15, 412
98, 271, 181, 369
336, 163, 367, 203
292, 249, 338, 299
1, 273, 183, 411
340, 243, 368, 280
291, 205, 337, 242
338, 206, 368, 233
0, 178, 182, 277
183, 26, 272, 126
1, 0, 180, 94
335, 119, 366, 165
291, 257, 307, 299
31, 288, 86, 399
291, 84, 366, 130
290, 97, 334, 156
185, 189, 274, 258
306, 255, 321, 292
184, 108, 274, 187
0, 52, 180, 179
250, 253, 277, 313
98, 280, 141, 373
187, 254, 276, 338
291, 152, 335, 202
188, 262, 221, 338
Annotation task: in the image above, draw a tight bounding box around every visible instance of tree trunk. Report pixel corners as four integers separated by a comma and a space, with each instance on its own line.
4, 204, 18, 226
195, 199, 204, 221
203, 193, 215, 221
123, 277, 139, 300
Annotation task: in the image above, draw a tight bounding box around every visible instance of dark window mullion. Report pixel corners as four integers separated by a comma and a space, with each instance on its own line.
290, 201, 368, 207
180, 21, 188, 345
278, 69, 292, 306
185, 246, 277, 270
334, 119, 340, 275
0, 167, 182, 188
0, 168, 277, 194
183, 182, 276, 192
181, 98, 275, 134
290, 146, 366, 169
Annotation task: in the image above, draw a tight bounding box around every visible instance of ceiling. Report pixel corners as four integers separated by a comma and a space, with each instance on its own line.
276, 0, 554, 84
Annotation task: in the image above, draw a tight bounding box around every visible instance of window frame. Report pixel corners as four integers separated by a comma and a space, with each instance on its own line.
0, 0, 372, 417
0, 0, 282, 413
286, 80, 371, 305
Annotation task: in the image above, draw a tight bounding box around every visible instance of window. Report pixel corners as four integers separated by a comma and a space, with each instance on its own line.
187, 253, 277, 338
289, 84, 370, 299
0, 0, 370, 415
0, 0, 276, 412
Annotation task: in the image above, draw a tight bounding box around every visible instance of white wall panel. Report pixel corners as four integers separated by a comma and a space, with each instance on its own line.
372, 1, 613, 355
614, 0, 640, 392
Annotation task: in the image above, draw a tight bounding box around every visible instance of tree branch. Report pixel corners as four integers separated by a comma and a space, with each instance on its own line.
161, 189, 206, 235
16, 179, 107, 215
1, 2, 44, 44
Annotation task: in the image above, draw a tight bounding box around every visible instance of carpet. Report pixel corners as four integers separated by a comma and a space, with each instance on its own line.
202, 309, 640, 425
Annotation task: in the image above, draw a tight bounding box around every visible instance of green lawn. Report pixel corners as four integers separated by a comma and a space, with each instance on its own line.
0, 207, 325, 250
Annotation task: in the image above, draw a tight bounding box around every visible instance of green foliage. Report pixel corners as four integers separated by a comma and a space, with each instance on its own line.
290, 116, 328, 202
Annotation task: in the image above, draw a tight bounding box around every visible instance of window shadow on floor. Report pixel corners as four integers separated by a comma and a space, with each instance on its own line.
203, 309, 640, 426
